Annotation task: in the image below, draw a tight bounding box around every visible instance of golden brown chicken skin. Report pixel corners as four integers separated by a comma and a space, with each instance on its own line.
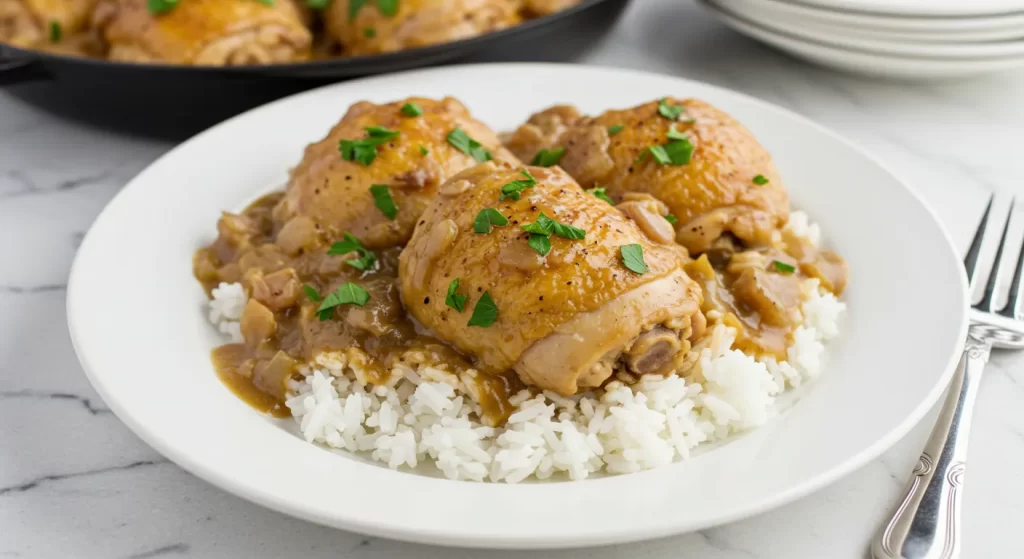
505, 98, 790, 254
274, 96, 517, 250
399, 163, 704, 395
324, 0, 520, 56
93, 0, 311, 65
0, 0, 97, 48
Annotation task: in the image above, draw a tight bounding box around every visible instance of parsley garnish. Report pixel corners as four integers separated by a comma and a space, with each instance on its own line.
418, 144, 429, 155
772, 260, 796, 273
620, 244, 648, 274
527, 234, 551, 256
316, 282, 370, 320
363, 27, 376, 37
521, 212, 584, 255
369, 184, 398, 219
401, 102, 422, 117
349, 0, 397, 21
303, 285, 322, 302
445, 279, 467, 312
327, 233, 377, 271
499, 169, 537, 201
531, 148, 565, 167
664, 214, 678, 224
48, 21, 61, 43
607, 124, 624, 136
339, 126, 400, 166
586, 186, 613, 205
474, 208, 509, 234
255, 0, 274, 5
147, 0, 178, 14
636, 127, 694, 166
306, 0, 331, 8
467, 291, 498, 327
657, 98, 694, 122
753, 174, 769, 185
447, 128, 491, 162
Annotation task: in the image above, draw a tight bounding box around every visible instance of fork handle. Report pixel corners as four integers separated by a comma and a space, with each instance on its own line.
870, 336, 990, 559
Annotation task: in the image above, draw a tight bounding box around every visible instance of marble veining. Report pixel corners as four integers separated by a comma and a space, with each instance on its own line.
2, 1, 1023, 557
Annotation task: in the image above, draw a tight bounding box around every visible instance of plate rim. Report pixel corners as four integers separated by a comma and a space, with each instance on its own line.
67, 62, 970, 548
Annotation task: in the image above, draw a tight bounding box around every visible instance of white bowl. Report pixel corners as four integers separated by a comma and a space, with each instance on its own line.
703, 1, 1024, 79
67, 63, 968, 549
776, 0, 1024, 18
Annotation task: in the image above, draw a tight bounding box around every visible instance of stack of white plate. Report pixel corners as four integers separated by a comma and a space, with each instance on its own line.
699, 0, 1024, 79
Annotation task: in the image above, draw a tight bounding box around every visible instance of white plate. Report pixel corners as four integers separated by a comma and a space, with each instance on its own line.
703, 1, 1024, 79
714, 0, 1024, 58
67, 63, 968, 549
775, 0, 1024, 18
737, 0, 1024, 33
719, 0, 1024, 41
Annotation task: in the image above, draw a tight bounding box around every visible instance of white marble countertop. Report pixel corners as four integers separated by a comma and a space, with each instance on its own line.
2, 1, 1024, 557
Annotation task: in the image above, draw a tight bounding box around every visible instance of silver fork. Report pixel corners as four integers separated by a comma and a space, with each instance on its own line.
871, 197, 1024, 559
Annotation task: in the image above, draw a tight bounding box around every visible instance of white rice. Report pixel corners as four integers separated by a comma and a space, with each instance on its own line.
206, 211, 846, 482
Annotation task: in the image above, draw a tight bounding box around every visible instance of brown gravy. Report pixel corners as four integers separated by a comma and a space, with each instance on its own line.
195, 193, 524, 424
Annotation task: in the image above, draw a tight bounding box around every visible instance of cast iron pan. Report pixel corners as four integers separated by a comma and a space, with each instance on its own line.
0, 0, 631, 138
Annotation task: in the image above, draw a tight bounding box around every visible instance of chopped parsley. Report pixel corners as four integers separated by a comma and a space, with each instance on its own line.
473, 208, 509, 234
447, 127, 491, 162
772, 260, 796, 274
521, 212, 584, 255
467, 291, 498, 327
48, 21, 61, 43
636, 126, 694, 166
531, 148, 565, 167
306, 0, 331, 8
664, 214, 678, 224
527, 234, 551, 256
418, 144, 429, 155
339, 126, 400, 166
586, 186, 614, 205
753, 174, 769, 185
445, 279, 467, 313
498, 169, 537, 201
327, 233, 377, 271
255, 0, 274, 5
401, 102, 422, 117
315, 282, 370, 320
349, 0, 398, 21
147, 0, 178, 14
369, 184, 398, 219
657, 98, 694, 123
607, 124, 624, 136
521, 212, 556, 235
363, 27, 376, 38
303, 285, 322, 302
620, 244, 648, 274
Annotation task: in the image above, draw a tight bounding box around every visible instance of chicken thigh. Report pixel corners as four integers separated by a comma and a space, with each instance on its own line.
274, 96, 517, 249
323, 0, 520, 56
93, 0, 311, 65
0, 0, 97, 48
504, 98, 790, 254
399, 162, 703, 395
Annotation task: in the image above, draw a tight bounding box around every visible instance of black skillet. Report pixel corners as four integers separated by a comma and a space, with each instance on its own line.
0, 0, 632, 139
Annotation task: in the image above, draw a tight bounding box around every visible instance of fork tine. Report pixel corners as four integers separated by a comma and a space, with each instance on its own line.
1003, 202, 1024, 318
964, 194, 994, 288
978, 197, 1014, 312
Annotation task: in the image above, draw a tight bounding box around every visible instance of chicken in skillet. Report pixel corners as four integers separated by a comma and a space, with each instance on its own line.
0, 0, 98, 48
323, 0, 520, 56
273, 96, 517, 250
399, 162, 705, 395
92, 0, 311, 65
